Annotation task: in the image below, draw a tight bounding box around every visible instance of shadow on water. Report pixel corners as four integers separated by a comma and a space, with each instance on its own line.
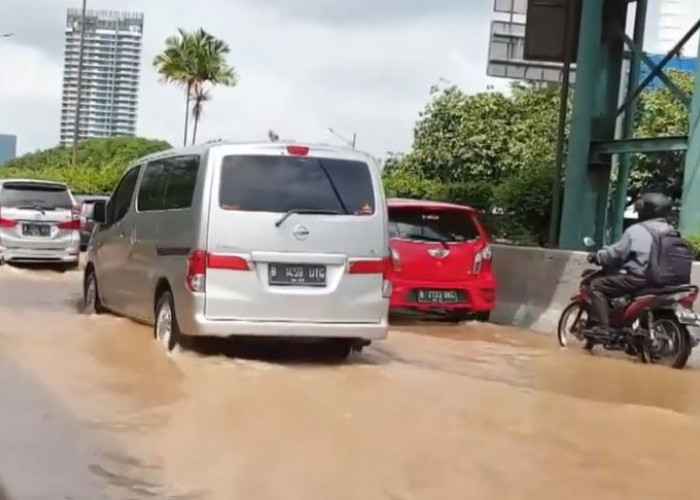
179, 334, 393, 367
1, 262, 75, 274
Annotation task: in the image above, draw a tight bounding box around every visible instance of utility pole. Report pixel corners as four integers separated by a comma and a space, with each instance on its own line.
72, 0, 88, 166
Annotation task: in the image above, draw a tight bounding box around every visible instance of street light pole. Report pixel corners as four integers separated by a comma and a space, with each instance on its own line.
72, 0, 88, 166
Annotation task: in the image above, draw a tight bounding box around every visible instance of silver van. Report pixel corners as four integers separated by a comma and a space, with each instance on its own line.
84, 142, 391, 357
0, 179, 82, 268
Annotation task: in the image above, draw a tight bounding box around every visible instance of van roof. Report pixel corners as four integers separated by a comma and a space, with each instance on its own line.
387, 198, 476, 212
133, 141, 375, 166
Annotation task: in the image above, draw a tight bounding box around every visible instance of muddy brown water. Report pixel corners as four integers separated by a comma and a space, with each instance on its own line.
1, 265, 700, 499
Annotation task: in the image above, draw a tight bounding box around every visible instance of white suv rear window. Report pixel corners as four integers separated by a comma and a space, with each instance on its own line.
0, 182, 73, 210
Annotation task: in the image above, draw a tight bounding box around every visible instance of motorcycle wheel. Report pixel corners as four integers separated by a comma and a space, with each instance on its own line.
557, 301, 594, 350
643, 314, 692, 370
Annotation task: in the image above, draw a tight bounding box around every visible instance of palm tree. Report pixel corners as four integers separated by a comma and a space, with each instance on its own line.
187, 29, 238, 144
153, 29, 238, 146
153, 29, 196, 146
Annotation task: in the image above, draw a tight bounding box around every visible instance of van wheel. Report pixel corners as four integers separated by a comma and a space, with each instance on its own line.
155, 291, 181, 353
326, 339, 352, 361
83, 270, 105, 314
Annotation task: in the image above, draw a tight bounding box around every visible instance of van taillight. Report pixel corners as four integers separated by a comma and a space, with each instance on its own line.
286, 145, 310, 156
349, 257, 393, 298
186, 250, 207, 293
0, 206, 16, 228
207, 254, 250, 271
186, 251, 250, 293
349, 257, 392, 276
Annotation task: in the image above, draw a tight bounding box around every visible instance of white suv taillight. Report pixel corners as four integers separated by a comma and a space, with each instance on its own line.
472, 245, 492, 275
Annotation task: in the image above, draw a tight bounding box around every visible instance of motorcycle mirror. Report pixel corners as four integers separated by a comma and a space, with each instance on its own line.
583, 237, 595, 248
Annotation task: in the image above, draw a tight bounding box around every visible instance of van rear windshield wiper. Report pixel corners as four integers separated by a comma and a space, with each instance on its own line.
274, 209, 343, 228
317, 160, 350, 215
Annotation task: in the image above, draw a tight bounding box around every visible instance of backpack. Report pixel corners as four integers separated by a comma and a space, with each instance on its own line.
641, 223, 694, 287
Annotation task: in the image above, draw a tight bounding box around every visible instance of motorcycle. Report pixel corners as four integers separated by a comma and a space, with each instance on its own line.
557, 238, 700, 369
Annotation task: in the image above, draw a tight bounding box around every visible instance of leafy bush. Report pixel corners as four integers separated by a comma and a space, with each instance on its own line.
494, 162, 555, 246
686, 235, 700, 261
1, 137, 172, 194
382, 171, 448, 201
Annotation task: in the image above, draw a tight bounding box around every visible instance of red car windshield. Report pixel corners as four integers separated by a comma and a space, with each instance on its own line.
388, 208, 481, 243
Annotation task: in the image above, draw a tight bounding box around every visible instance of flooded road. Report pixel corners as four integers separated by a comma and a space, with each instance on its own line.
1, 266, 700, 499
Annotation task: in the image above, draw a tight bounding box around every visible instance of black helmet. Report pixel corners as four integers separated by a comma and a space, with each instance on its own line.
634, 192, 672, 221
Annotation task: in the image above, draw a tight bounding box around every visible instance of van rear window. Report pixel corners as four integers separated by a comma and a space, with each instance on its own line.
389, 208, 480, 243
218, 155, 375, 215
0, 183, 73, 210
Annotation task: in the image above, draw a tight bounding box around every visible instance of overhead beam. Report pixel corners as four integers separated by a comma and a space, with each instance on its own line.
592, 136, 688, 156
618, 29, 691, 109
616, 18, 700, 116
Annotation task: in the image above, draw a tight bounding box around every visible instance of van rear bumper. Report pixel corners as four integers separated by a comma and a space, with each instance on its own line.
182, 315, 388, 340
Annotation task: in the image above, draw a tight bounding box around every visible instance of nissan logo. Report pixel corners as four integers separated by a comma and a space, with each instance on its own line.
293, 225, 310, 240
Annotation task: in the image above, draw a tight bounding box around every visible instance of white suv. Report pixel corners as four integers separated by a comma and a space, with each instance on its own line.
0, 179, 82, 268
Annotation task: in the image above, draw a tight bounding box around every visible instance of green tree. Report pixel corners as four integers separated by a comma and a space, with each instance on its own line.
154, 29, 238, 146
630, 70, 695, 201
390, 83, 564, 186
1, 137, 171, 194
153, 29, 196, 146
186, 29, 238, 144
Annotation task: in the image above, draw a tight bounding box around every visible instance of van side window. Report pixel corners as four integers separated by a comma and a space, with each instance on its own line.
162, 155, 200, 210
108, 166, 141, 224
137, 160, 168, 212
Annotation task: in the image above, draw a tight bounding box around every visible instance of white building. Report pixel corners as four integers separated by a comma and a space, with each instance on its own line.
60, 9, 144, 146
646, 0, 699, 56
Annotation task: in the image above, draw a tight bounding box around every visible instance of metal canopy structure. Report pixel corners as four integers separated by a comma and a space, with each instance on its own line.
553, 0, 700, 249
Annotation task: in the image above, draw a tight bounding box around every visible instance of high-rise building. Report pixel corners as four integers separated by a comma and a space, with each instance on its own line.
646, 0, 699, 56
0, 134, 17, 165
60, 9, 144, 146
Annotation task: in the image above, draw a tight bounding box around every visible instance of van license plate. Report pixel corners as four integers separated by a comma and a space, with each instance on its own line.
417, 290, 461, 304
22, 224, 50, 237
269, 263, 326, 286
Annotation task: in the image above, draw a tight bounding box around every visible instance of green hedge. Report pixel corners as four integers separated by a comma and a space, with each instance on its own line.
1, 137, 172, 195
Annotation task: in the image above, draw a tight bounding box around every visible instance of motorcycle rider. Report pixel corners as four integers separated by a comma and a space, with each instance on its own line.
585, 192, 674, 336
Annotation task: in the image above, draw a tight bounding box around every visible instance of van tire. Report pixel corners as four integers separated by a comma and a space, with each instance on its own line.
83, 270, 105, 314
326, 339, 352, 361
155, 291, 181, 353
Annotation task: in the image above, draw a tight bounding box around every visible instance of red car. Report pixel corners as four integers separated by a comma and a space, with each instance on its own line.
387, 199, 496, 321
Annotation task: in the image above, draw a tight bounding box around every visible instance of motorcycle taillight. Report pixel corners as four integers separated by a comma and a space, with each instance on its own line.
680, 292, 697, 309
